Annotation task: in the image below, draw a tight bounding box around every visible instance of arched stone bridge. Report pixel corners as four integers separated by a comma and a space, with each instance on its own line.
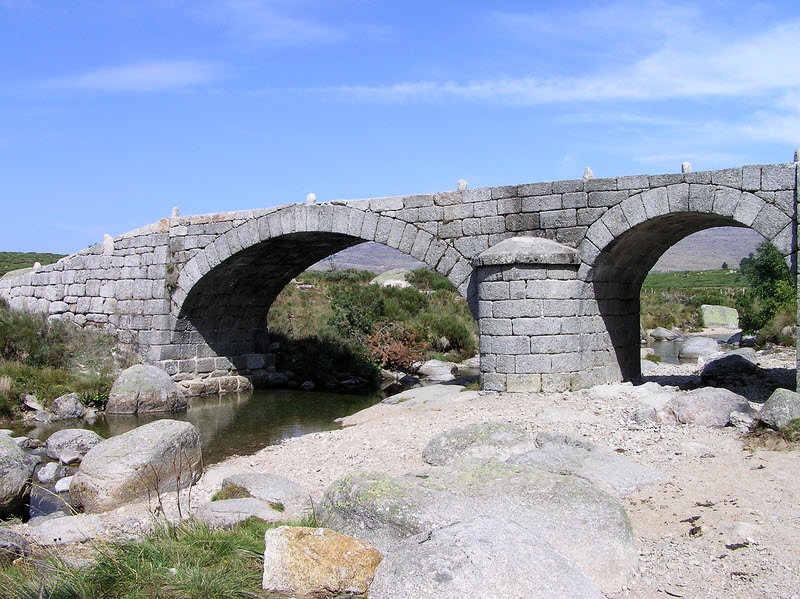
1, 161, 797, 394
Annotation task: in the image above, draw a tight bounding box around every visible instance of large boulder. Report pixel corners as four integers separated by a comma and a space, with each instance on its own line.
0, 434, 34, 518
50, 393, 85, 420
369, 516, 603, 599
421, 421, 530, 466
106, 364, 187, 414
70, 419, 202, 513
45, 429, 104, 462
262, 526, 383, 598
660, 388, 753, 427
700, 304, 739, 328
758, 388, 800, 430
510, 432, 668, 497
319, 463, 638, 595
678, 337, 720, 360
649, 326, 679, 341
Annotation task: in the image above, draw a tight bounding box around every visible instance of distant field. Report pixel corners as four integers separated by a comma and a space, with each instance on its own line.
642, 269, 747, 291
0, 252, 65, 277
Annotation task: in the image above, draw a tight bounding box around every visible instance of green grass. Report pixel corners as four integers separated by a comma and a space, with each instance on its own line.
0, 252, 65, 277
0, 298, 128, 420
0, 518, 274, 599
642, 268, 747, 291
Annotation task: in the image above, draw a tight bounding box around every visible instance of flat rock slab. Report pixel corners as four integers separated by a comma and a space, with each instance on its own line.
510, 431, 669, 497
196, 498, 289, 529
422, 421, 530, 466
263, 526, 383, 598
27, 514, 105, 546
221, 472, 312, 521
370, 516, 603, 599
377, 383, 480, 408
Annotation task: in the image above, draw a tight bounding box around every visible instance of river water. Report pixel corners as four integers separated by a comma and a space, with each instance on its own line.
19, 388, 383, 466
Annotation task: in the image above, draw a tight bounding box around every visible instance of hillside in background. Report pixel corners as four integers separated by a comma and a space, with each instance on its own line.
312, 226, 766, 274
0, 252, 65, 277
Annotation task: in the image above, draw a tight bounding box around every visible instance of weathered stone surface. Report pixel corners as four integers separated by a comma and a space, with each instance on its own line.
510, 431, 668, 497
319, 463, 637, 594
0, 529, 31, 565
759, 388, 800, 430
262, 526, 383, 598
421, 421, 529, 466
196, 498, 288, 529
221, 472, 312, 521
45, 428, 103, 461
36, 461, 63, 483
0, 434, 34, 518
678, 336, 720, 360
54, 475, 73, 494
700, 304, 739, 328
50, 392, 85, 420
416, 359, 459, 382
370, 516, 603, 599
70, 419, 202, 513
649, 327, 680, 341
370, 268, 412, 288
27, 514, 105, 546
107, 364, 187, 414
660, 388, 753, 427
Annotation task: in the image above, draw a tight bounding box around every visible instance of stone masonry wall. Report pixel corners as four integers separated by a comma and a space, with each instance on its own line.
0, 161, 796, 394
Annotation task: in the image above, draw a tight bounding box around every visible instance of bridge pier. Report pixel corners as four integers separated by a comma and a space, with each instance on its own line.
474, 237, 610, 393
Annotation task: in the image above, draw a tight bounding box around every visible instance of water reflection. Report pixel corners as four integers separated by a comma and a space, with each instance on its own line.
22, 389, 382, 466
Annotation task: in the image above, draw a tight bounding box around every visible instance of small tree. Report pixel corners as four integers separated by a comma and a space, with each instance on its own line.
736, 242, 796, 335
721, 261, 728, 270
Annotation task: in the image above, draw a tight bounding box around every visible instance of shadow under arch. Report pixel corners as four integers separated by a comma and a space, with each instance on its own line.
590, 212, 774, 381
178, 231, 367, 359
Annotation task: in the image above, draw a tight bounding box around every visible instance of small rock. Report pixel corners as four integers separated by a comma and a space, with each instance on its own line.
723, 522, 762, 549
50, 393, 85, 420
60, 450, 82, 465
54, 476, 73, 494
37, 461, 62, 483
650, 327, 679, 341
300, 381, 315, 391
23, 395, 45, 412
729, 411, 756, 429
262, 526, 383, 598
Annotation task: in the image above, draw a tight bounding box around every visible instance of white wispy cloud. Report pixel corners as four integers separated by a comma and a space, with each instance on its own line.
324, 20, 800, 105
194, 0, 346, 46
47, 60, 224, 92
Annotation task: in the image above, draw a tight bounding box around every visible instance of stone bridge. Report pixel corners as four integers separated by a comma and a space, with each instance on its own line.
1, 160, 797, 394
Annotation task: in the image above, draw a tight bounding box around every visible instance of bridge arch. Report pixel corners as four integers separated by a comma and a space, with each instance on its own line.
581, 184, 795, 380
166, 202, 476, 381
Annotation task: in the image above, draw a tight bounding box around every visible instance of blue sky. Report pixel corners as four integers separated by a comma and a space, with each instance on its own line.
1, 0, 799, 253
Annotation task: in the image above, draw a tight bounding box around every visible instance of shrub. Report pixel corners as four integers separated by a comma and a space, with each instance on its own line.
366, 324, 425, 370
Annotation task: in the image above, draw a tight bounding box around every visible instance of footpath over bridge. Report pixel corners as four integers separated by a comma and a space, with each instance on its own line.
1, 159, 797, 394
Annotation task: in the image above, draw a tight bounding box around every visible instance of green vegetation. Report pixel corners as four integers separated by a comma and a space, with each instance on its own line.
0, 298, 126, 420
210, 483, 252, 502
640, 241, 796, 347
736, 242, 797, 342
0, 518, 275, 599
268, 267, 478, 388
0, 252, 65, 277
640, 270, 743, 331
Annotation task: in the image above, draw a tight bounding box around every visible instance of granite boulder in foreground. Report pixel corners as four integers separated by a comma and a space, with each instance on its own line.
70, 419, 201, 513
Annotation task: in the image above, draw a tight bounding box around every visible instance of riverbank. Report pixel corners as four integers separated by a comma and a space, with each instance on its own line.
4, 345, 798, 598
